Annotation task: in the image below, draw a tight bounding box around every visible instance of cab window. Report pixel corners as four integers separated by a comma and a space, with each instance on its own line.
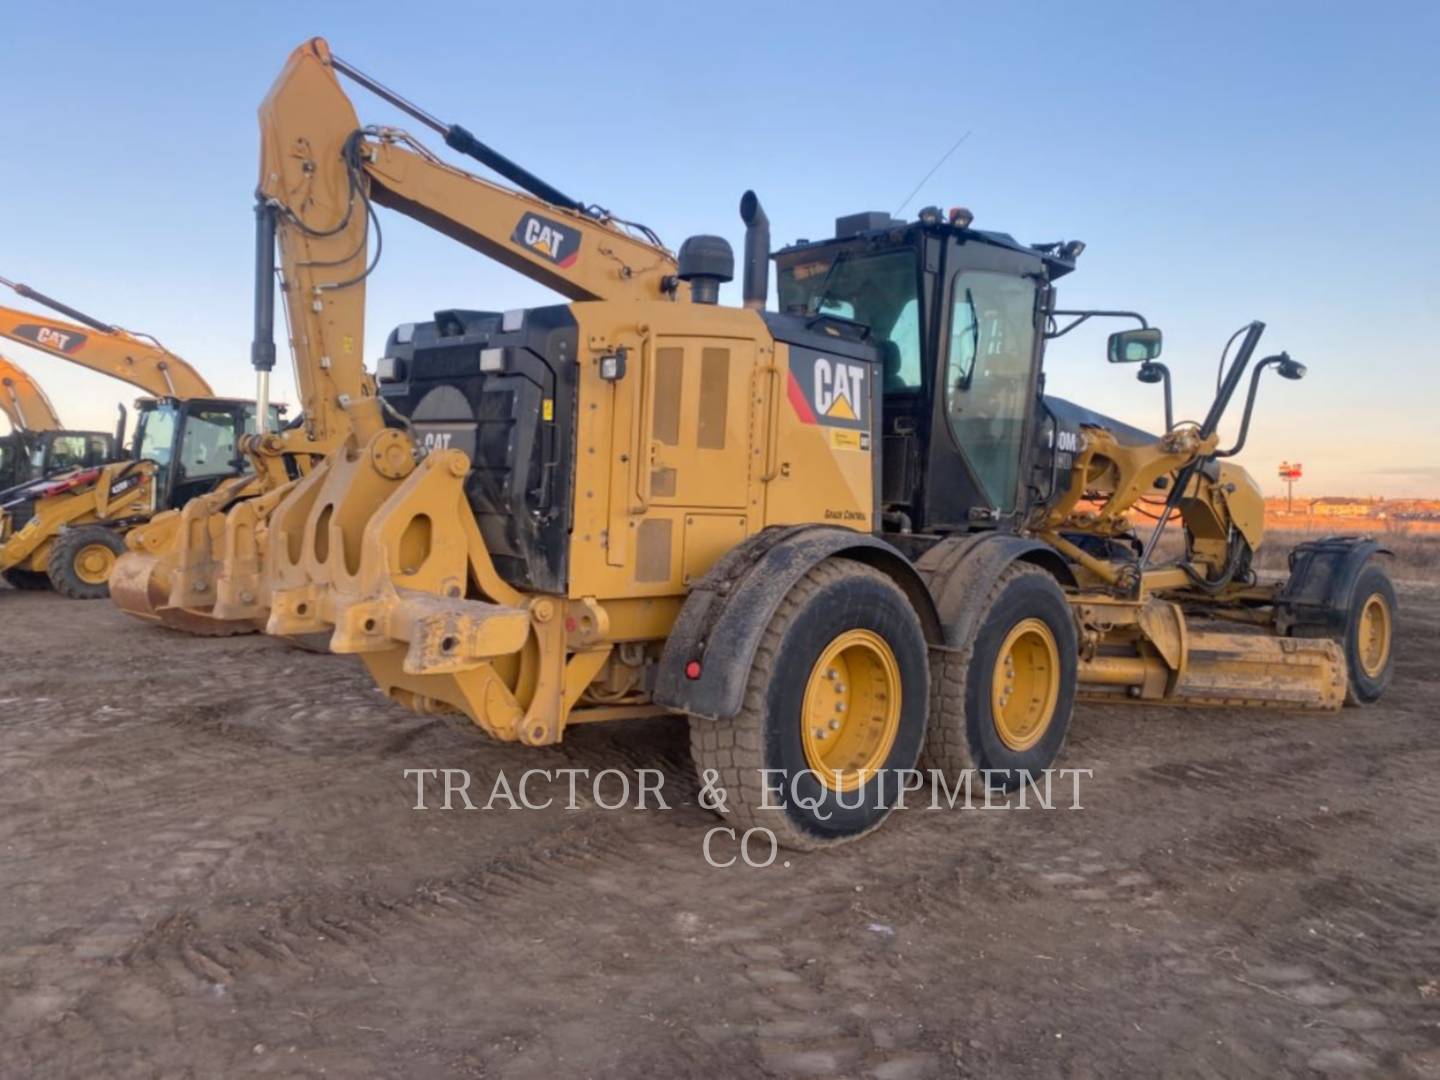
777, 249, 923, 392
136, 404, 178, 466
45, 434, 89, 473
179, 409, 240, 478
241, 404, 281, 438
945, 271, 1038, 512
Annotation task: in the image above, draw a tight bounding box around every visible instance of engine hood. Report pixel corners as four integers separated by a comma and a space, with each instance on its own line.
1043, 396, 1158, 448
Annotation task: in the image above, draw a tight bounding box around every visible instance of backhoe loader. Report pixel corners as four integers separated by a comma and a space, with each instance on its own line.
134, 41, 1397, 849
0, 279, 274, 597
0, 354, 117, 491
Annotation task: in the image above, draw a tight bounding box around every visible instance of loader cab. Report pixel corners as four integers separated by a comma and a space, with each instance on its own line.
30, 430, 116, 477
0, 429, 115, 491
130, 397, 278, 509
774, 213, 1075, 536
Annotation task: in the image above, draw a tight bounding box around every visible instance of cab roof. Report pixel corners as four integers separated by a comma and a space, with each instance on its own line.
775, 214, 1078, 280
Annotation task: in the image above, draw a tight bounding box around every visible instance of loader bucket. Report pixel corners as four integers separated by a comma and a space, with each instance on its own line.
107, 551, 168, 622
110, 476, 273, 636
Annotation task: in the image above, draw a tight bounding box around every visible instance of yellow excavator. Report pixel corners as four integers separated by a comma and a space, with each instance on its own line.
122, 40, 1396, 849
0, 354, 119, 493
110, 36, 677, 634
0, 279, 274, 597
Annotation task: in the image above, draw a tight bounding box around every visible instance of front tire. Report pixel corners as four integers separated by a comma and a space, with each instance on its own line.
47, 525, 127, 600
1342, 562, 1396, 706
924, 562, 1077, 788
689, 558, 930, 850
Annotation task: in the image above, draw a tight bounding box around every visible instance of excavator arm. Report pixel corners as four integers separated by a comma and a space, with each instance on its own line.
0, 355, 61, 432
0, 278, 213, 400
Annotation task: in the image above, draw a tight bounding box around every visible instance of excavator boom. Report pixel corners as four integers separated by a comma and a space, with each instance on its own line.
0, 277, 213, 400
0, 354, 61, 432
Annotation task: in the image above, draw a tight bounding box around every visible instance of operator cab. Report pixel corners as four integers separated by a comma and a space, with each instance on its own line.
773, 209, 1077, 536
0, 429, 116, 492
130, 397, 279, 509
30, 430, 116, 478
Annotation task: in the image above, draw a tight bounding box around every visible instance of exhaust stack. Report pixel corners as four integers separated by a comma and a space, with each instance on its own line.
739, 190, 769, 310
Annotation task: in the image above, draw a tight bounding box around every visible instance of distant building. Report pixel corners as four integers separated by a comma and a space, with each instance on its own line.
1308, 497, 1375, 518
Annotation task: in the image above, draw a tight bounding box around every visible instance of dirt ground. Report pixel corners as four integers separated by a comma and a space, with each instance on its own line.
1, 581, 1437, 1079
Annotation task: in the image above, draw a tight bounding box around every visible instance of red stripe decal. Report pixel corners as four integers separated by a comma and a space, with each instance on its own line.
786, 370, 817, 424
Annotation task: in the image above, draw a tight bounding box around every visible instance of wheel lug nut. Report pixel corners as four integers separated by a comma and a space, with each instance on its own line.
835, 702, 846, 714
813, 728, 826, 740
828, 719, 841, 731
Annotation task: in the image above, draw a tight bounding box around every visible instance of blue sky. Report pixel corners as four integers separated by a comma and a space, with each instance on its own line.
2, 0, 1436, 495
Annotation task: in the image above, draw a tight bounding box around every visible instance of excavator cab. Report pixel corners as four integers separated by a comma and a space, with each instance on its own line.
773, 211, 1076, 537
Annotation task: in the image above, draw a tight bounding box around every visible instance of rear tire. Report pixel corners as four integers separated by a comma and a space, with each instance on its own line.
47, 525, 127, 600
689, 558, 929, 850
1342, 562, 1396, 706
923, 562, 1077, 789
1, 568, 52, 591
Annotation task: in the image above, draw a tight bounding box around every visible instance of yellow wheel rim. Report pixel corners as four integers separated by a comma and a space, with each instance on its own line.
1357, 593, 1391, 679
800, 629, 902, 792
74, 543, 117, 586
991, 618, 1060, 752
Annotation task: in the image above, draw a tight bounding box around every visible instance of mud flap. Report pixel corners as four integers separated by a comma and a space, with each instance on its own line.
1276, 535, 1388, 638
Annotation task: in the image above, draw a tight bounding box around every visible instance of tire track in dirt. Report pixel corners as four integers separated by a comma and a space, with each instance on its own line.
3, 586, 1440, 1076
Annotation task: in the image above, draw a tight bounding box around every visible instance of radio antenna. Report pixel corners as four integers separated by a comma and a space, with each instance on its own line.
893, 130, 972, 217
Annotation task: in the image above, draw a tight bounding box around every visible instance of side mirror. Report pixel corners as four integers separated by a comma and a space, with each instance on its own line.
1107, 327, 1163, 364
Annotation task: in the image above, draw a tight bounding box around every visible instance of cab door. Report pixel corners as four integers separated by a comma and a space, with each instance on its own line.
167, 403, 246, 508
925, 244, 1046, 526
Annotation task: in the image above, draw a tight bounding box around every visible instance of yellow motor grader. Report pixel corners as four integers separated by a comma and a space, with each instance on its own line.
0, 279, 273, 597
0, 354, 119, 491
123, 40, 1395, 848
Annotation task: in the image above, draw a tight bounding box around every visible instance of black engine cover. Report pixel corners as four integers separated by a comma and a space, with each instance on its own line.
377, 306, 578, 595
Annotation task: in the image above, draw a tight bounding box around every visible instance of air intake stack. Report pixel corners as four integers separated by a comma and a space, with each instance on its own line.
677, 235, 734, 304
